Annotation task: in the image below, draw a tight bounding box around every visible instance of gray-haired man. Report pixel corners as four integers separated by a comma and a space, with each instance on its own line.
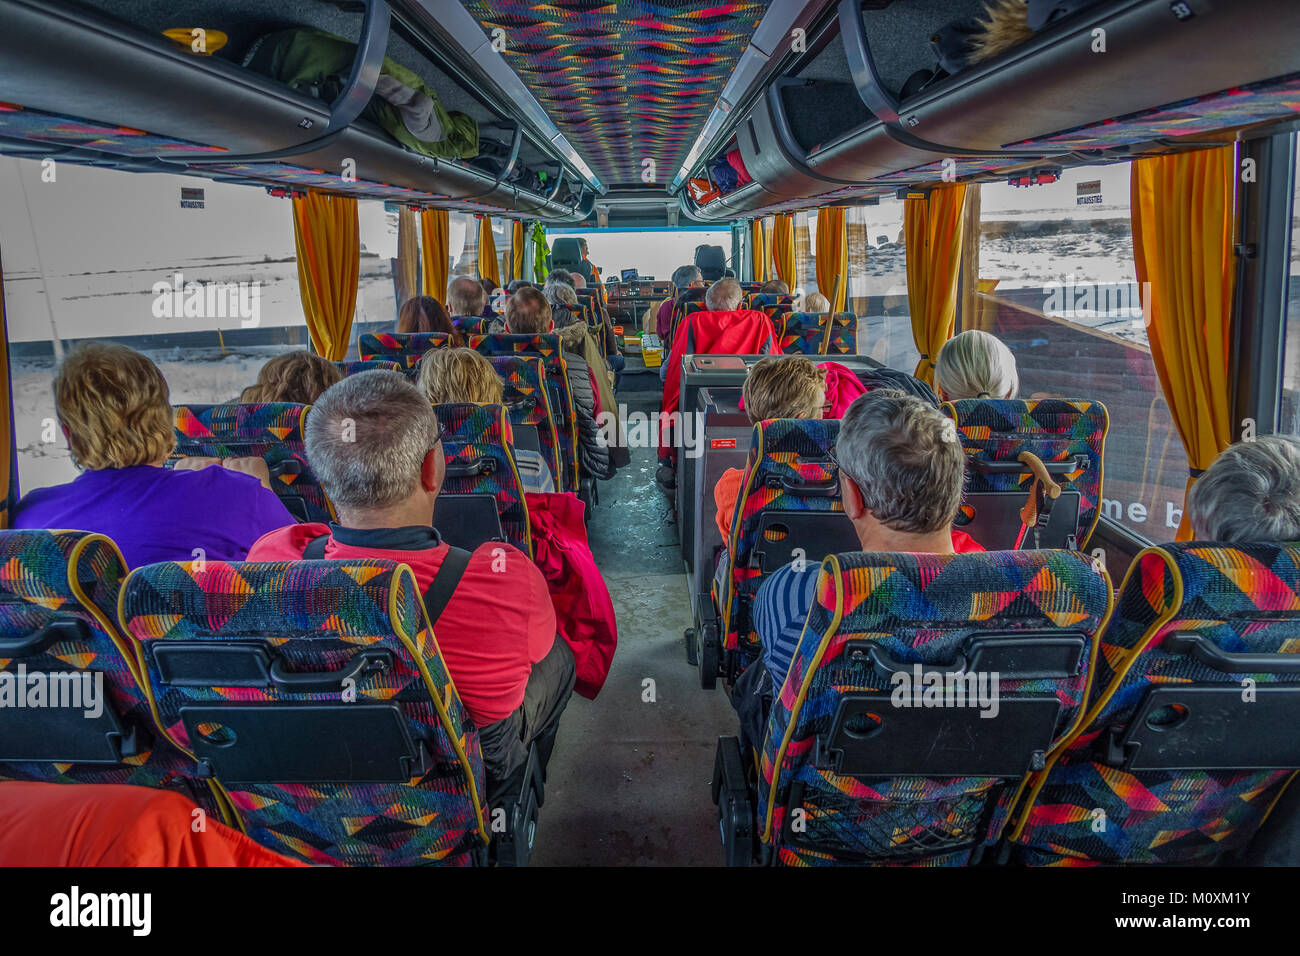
246, 370, 575, 801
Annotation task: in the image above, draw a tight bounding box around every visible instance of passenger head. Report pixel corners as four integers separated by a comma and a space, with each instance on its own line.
305, 370, 443, 524
742, 356, 827, 425
672, 265, 704, 290
835, 389, 966, 550
479, 277, 499, 299
545, 278, 579, 310
804, 291, 830, 313
446, 275, 487, 317
549, 269, 575, 289
418, 347, 504, 407
1186, 436, 1300, 542
396, 295, 463, 345
504, 286, 554, 334
934, 329, 1019, 401
506, 279, 533, 293
240, 350, 343, 405
705, 277, 743, 312
760, 279, 790, 295
54, 342, 174, 470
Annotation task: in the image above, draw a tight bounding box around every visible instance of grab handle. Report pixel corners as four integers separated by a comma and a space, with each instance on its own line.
268, 648, 393, 693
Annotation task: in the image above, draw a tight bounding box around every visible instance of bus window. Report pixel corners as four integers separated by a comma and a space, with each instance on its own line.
0, 159, 404, 496
1281, 145, 1300, 435
846, 198, 916, 372
972, 164, 1188, 540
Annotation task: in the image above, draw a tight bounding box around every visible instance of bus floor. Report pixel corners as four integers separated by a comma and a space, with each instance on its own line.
530, 362, 736, 866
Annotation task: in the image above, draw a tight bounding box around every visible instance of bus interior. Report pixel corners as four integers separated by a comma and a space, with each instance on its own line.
1, 0, 1299, 892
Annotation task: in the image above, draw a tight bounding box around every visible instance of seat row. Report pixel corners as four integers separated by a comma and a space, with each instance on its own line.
716, 539, 1300, 867
0, 529, 537, 865
667, 289, 857, 356
173, 399, 535, 556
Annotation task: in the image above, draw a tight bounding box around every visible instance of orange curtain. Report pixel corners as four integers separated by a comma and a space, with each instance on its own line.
750, 219, 767, 282
420, 208, 450, 303
291, 191, 359, 361
1131, 146, 1237, 540
904, 184, 968, 386
395, 207, 420, 304
0, 247, 13, 526
771, 214, 795, 287
815, 207, 849, 312
509, 220, 525, 282
478, 216, 501, 286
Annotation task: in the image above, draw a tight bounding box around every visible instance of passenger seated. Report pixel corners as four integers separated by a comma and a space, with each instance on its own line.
12, 343, 294, 567
656, 264, 705, 341
759, 279, 790, 295
732, 389, 981, 751
505, 287, 615, 480
1185, 435, 1300, 542
417, 346, 556, 493
544, 273, 581, 329
397, 294, 465, 346
933, 329, 1019, 400
245, 370, 575, 800
447, 275, 489, 323
803, 291, 830, 313
238, 349, 342, 404
714, 356, 826, 543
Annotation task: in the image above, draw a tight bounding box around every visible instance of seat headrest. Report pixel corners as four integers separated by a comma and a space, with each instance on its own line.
694, 245, 727, 281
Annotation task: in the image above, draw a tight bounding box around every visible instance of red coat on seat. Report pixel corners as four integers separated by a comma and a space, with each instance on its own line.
525, 491, 617, 699
659, 310, 775, 462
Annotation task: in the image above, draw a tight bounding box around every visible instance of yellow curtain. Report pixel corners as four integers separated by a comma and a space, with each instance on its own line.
771, 213, 795, 287
750, 219, 767, 282
904, 184, 968, 386
509, 220, 525, 282
1131, 146, 1237, 540
478, 216, 500, 286
291, 191, 359, 361
0, 250, 13, 528
815, 207, 849, 312
420, 208, 450, 303
395, 207, 419, 304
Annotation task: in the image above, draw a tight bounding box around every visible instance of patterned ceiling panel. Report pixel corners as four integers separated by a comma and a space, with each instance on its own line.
460, 1, 765, 189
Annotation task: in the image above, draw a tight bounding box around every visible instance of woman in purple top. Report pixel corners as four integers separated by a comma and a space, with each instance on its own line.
12, 342, 295, 568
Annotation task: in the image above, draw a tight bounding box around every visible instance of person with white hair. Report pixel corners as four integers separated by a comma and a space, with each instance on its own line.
1186, 435, 1300, 542
933, 329, 1019, 401
704, 277, 744, 312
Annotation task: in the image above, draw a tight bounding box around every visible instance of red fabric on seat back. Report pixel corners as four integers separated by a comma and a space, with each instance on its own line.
524, 492, 618, 699
659, 310, 775, 461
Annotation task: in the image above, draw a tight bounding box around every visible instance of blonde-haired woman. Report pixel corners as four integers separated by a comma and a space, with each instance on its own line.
934, 329, 1019, 401
13, 342, 294, 566
417, 347, 555, 493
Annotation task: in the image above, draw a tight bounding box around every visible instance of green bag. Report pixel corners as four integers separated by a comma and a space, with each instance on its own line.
245, 28, 479, 160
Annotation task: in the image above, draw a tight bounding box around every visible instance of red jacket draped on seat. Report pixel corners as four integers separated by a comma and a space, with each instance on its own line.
659, 309, 774, 462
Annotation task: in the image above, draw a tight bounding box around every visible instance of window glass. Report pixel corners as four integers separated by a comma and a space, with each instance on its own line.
975, 164, 1187, 540
0, 158, 393, 496
546, 227, 732, 282
1279, 143, 1300, 435
846, 198, 916, 372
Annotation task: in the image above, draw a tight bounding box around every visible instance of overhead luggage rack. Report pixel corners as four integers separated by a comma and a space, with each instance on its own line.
679, 0, 1300, 220
0, 0, 600, 219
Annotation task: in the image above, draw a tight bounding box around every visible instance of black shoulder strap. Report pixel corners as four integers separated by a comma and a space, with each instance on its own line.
303, 534, 329, 559
422, 546, 473, 626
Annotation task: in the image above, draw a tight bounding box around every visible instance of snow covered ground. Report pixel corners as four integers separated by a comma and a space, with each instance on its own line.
14, 348, 279, 493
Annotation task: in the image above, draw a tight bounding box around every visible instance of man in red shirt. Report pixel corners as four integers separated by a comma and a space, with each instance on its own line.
246, 370, 574, 802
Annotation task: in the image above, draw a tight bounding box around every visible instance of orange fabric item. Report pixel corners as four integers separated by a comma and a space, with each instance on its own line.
420, 208, 450, 302
658, 310, 775, 462
771, 214, 795, 287
478, 215, 501, 286
713, 466, 746, 541
904, 184, 968, 386
0, 782, 307, 866
292, 191, 359, 361
815, 207, 849, 313
1130, 146, 1237, 540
